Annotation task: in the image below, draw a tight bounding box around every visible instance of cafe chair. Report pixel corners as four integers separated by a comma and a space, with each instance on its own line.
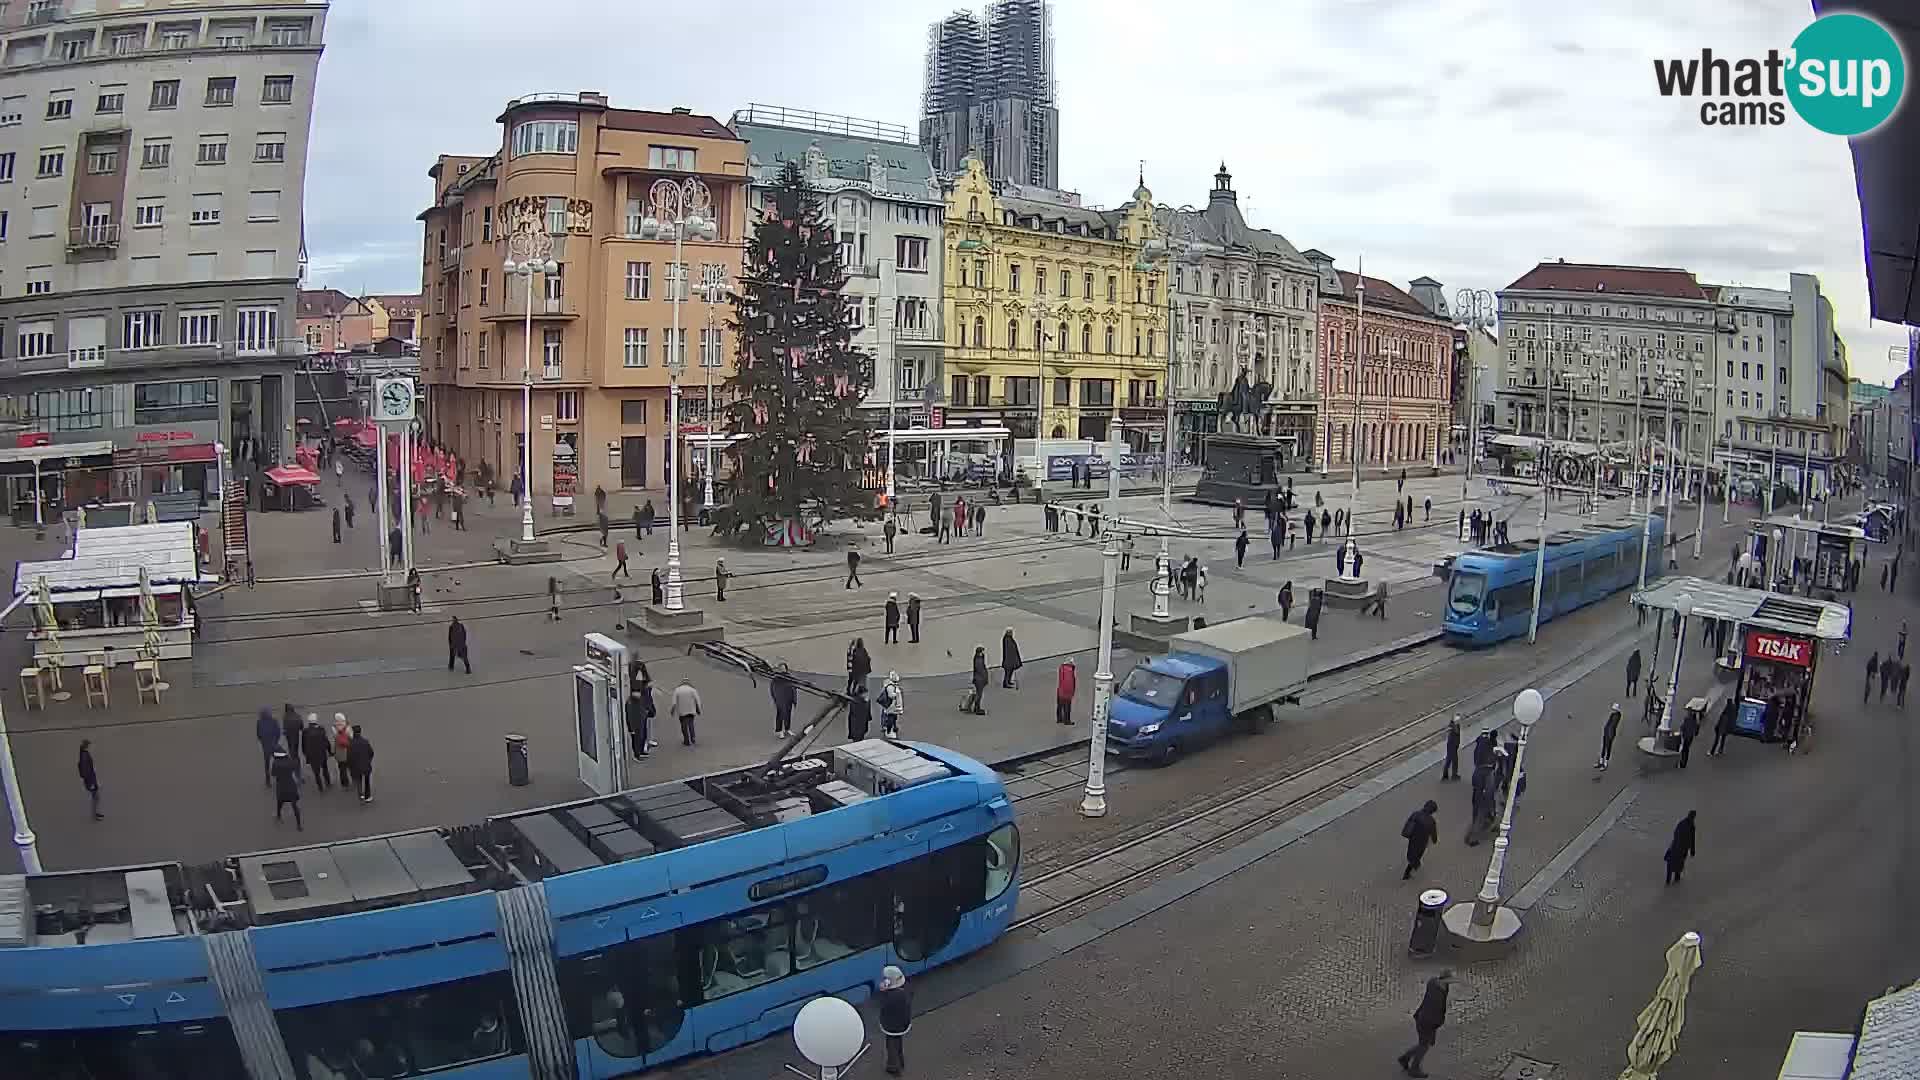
134, 660, 163, 705
83, 662, 109, 709
18, 667, 43, 711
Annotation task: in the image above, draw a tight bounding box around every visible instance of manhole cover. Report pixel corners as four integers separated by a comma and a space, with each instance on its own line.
1499, 1055, 1558, 1079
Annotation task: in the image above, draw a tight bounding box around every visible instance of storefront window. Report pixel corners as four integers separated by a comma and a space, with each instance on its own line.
279, 971, 524, 1080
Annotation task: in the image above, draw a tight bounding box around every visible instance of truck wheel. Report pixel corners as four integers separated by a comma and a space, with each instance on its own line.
1240, 705, 1274, 735
1158, 739, 1183, 766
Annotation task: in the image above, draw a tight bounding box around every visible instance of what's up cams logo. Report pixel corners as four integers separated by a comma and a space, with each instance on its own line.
1653, 12, 1907, 135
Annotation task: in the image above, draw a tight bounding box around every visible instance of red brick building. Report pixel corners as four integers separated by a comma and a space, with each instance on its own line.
1304, 251, 1454, 468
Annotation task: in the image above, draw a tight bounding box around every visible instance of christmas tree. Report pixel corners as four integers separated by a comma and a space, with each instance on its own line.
718, 160, 875, 541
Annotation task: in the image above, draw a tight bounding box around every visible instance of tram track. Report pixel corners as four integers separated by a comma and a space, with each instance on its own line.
1001, 621, 1636, 934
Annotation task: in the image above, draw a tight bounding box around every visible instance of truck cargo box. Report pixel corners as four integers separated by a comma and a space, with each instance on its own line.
1169, 617, 1311, 715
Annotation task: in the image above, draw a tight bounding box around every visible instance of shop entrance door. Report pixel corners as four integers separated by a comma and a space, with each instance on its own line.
621, 436, 646, 489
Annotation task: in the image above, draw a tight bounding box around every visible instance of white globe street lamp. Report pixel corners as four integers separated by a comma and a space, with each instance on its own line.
1443, 687, 1542, 955
791, 995, 866, 1080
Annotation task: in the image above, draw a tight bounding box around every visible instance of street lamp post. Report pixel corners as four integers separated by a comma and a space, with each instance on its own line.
639, 178, 717, 612
1442, 686, 1543, 952
1347, 260, 1369, 535
1143, 212, 1199, 624
1528, 372, 1554, 644
1081, 425, 1124, 818
1657, 596, 1693, 736
503, 227, 559, 546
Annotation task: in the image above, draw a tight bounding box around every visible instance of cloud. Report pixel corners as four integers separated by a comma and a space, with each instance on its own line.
298, 0, 1907, 382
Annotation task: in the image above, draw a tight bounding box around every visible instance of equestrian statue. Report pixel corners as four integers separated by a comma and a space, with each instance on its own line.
1219, 368, 1274, 435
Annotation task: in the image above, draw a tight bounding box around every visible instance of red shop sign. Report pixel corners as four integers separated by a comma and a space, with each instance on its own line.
1745, 630, 1813, 667
135, 430, 196, 444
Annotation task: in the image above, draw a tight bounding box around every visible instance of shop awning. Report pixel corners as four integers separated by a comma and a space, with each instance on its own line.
265, 464, 322, 486
1630, 576, 1850, 641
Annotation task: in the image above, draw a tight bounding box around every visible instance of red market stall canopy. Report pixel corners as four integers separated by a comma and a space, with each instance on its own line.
264, 465, 322, 486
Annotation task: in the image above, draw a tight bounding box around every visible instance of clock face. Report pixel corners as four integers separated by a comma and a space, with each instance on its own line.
381, 381, 411, 417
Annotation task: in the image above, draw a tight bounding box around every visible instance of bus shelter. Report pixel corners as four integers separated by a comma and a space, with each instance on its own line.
1746, 513, 1873, 593
1631, 576, 1849, 745
13, 521, 215, 667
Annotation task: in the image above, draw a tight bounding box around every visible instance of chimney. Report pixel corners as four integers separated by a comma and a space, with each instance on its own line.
671, 106, 692, 115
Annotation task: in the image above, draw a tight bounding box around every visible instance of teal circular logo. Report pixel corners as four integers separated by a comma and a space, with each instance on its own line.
1787, 13, 1907, 136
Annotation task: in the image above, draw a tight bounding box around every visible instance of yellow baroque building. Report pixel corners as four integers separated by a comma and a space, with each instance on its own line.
941, 156, 1167, 451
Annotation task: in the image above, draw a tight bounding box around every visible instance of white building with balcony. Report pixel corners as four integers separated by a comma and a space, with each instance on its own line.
0, 0, 323, 500
1709, 274, 1847, 497
732, 105, 944, 417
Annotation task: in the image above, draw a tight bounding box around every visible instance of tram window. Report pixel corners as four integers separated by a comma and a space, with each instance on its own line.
557, 931, 685, 1058
280, 971, 525, 1080
698, 904, 794, 999
0, 1018, 249, 1080
984, 824, 1020, 903
1447, 572, 1486, 615
895, 839, 985, 962
793, 874, 884, 971
1490, 583, 1531, 618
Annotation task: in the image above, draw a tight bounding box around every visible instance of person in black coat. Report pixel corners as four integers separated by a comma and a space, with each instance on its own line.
256, 707, 281, 786
1626, 648, 1642, 697
625, 688, 650, 761
300, 717, 332, 791
448, 615, 471, 674
884, 593, 901, 644
650, 568, 664, 606
1000, 629, 1022, 689
847, 637, 872, 695
878, 964, 913, 1075
1664, 810, 1696, 884
271, 750, 303, 830
1440, 717, 1461, 780
1710, 697, 1735, 756
1303, 588, 1323, 640
771, 663, 797, 738
78, 739, 102, 820
847, 683, 873, 742
966, 647, 989, 714
347, 726, 375, 803
905, 593, 922, 644
1467, 764, 1495, 844
280, 705, 304, 785
1278, 581, 1294, 623
1401, 799, 1439, 879
1397, 970, 1453, 1077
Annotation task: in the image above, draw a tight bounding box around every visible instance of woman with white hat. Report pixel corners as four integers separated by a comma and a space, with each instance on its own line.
878, 672, 905, 737
877, 965, 912, 1075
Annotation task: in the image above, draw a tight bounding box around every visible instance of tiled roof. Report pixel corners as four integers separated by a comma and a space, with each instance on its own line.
1330, 271, 1446, 321
297, 289, 362, 320
1158, 204, 1311, 271
1001, 194, 1114, 237
602, 109, 740, 140
1504, 261, 1711, 301
736, 120, 935, 191
1852, 982, 1920, 1080
369, 294, 422, 318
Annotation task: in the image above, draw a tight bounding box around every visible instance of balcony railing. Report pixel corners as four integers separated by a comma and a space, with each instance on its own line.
67, 223, 120, 251
894, 324, 939, 342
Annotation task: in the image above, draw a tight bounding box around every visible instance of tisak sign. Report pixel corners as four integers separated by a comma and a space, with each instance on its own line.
1744, 630, 1813, 667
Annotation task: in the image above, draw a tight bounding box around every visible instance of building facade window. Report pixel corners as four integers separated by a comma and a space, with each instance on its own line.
624, 261, 649, 301
511, 120, 578, 157
623, 327, 647, 367
236, 307, 277, 354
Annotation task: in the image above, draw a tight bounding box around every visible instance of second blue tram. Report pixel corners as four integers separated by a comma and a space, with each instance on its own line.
0, 739, 1018, 1080
1442, 515, 1666, 645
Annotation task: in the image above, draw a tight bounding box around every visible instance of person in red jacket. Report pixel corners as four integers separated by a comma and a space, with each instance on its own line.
1055, 659, 1077, 725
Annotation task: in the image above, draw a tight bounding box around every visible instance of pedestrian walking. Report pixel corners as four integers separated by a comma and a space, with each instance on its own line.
1398, 467, 1407, 493
547, 576, 562, 621
650, 568, 664, 606
331, 507, 342, 544
847, 682, 873, 741
633, 663, 658, 753
1121, 532, 1134, 571
1401, 799, 1439, 879
1441, 716, 1461, 780
1678, 705, 1700, 768
1883, 658, 1894, 701
281, 705, 305, 785
1902, 620, 1910, 660
878, 965, 913, 1076
1626, 648, 1642, 697
1196, 563, 1208, 601
613, 541, 631, 580
884, 592, 901, 644
331, 714, 352, 787
1305, 512, 1316, 544
343, 498, 354, 530
1423, 496, 1431, 522
78, 739, 102, 820
347, 725, 375, 802
597, 509, 610, 548
1396, 970, 1453, 1077
878, 672, 904, 737
847, 637, 872, 696
1597, 703, 1622, 768
846, 548, 863, 589
626, 683, 651, 759
1269, 521, 1283, 560
671, 677, 703, 746
256, 707, 281, 786
905, 593, 922, 644
1233, 528, 1249, 568
407, 567, 423, 613
964, 647, 989, 714
301, 715, 332, 790
771, 663, 796, 739
1000, 628, 1023, 688
714, 559, 730, 602
632, 506, 644, 540
1303, 587, 1322, 640
1664, 810, 1697, 884
883, 516, 897, 555
1278, 580, 1294, 623
1055, 659, 1076, 725
1710, 697, 1734, 756
1467, 764, 1495, 845
272, 750, 303, 830
448, 615, 472, 674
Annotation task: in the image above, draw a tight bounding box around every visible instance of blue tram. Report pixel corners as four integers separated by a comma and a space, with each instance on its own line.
0, 740, 1018, 1079
1442, 515, 1666, 645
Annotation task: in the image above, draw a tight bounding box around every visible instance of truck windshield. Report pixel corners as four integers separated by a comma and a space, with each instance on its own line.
1447, 572, 1486, 616
1118, 668, 1185, 705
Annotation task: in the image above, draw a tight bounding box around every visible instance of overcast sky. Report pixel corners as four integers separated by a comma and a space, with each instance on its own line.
305, 0, 1911, 384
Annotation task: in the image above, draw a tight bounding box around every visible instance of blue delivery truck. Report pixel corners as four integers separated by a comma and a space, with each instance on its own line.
1106, 617, 1313, 763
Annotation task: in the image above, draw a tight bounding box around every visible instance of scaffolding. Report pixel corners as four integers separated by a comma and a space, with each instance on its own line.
920, 2, 1057, 186
920, 11, 985, 173
986, 0, 1055, 186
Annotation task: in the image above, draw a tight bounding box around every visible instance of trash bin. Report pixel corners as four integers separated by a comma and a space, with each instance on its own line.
505, 733, 529, 787
1408, 888, 1448, 957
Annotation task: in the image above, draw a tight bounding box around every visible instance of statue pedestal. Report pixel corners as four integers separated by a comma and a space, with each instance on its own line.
1115, 610, 1194, 654
1322, 575, 1375, 610
1191, 432, 1288, 507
